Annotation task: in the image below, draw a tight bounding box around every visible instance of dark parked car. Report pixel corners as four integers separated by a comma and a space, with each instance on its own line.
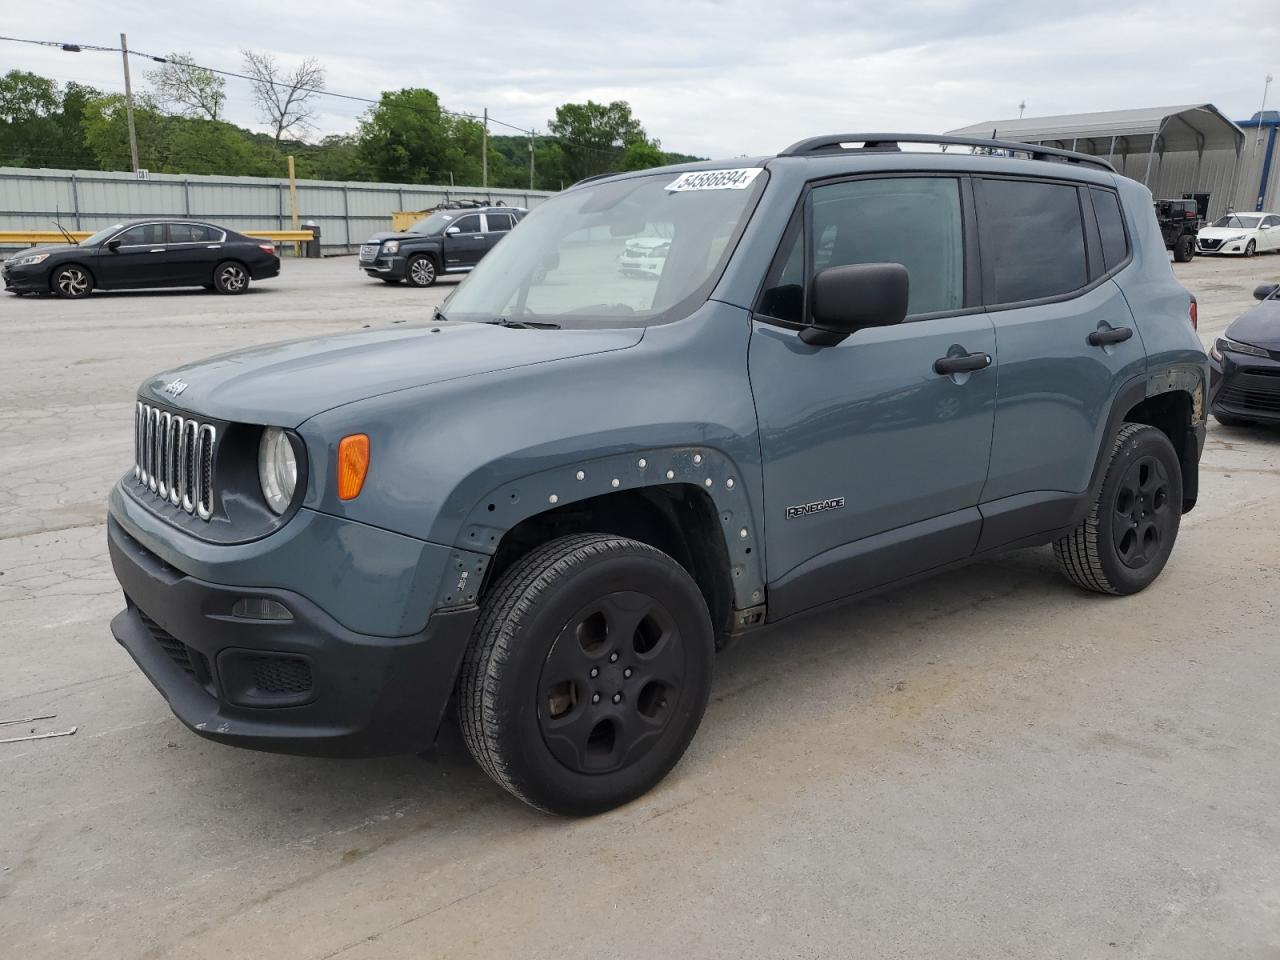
2, 219, 280, 299
1209, 282, 1280, 425
1153, 198, 1200, 262
358, 202, 526, 287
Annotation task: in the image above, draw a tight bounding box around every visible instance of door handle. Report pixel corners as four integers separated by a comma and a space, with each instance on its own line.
1087, 326, 1133, 347
149, 248, 166, 253
933, 351, 992, 376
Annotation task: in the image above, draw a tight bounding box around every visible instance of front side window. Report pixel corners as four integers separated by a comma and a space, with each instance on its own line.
116, 224, 165, 246
756, 176, 964, 324
451, 215, 482, 234
442, 170, 765, 327
978, 178, 1087, 304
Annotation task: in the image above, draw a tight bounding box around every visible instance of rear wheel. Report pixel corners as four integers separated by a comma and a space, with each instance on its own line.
405, 254, 437, 287
212, 261, 249, 295
458, 534, 714, 816
1173, 234, 1195, 263
1054, 423, 1182, 596
51, 264, 92, 299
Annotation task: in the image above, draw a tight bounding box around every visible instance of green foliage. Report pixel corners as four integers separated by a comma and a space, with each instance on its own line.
0, 69, 704, 189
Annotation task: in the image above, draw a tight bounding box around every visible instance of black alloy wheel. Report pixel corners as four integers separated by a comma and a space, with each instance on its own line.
1110, 453, 1173, 570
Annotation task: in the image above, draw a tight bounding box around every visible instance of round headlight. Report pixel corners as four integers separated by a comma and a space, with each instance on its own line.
258, 427, 298, 515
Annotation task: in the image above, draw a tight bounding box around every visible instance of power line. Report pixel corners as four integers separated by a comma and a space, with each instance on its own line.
0, 32, 636, 159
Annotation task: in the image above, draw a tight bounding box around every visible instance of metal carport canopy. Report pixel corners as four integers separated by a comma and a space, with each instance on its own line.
945, 104, 1244, 155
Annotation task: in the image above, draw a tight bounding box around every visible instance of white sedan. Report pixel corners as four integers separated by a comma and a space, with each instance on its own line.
1197, 212, 1280, 256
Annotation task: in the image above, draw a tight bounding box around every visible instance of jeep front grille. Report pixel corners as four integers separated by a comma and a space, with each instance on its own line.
133, 401, 217, 519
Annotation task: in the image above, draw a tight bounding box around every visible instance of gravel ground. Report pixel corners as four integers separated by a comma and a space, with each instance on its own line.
1, 252, 1278, 960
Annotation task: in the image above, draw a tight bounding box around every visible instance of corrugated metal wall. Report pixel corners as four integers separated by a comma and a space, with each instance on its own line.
1232, 125, 1280, 213
0, 167, 556, 251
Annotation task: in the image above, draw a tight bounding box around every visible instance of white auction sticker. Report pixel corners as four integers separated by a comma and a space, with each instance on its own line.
665, 168, 763, 192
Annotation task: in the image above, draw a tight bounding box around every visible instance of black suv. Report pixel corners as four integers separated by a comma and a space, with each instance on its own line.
1154, 198, 1200, 263
358, 201, 527, 287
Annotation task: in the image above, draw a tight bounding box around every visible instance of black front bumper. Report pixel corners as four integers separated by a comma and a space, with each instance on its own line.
2, 263, 47, 293
361, 255, 406, 279
108, 516, 478, 757
1210, 351, 1280, 423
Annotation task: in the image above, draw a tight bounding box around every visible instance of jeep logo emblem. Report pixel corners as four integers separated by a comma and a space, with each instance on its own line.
162, 378, 189, 398
785, 496, 846, 520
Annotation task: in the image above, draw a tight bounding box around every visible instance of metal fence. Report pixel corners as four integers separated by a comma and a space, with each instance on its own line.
0, 166, 556, 252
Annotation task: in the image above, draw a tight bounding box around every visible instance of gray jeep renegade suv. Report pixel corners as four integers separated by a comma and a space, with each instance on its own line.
108, 134, 1208, 815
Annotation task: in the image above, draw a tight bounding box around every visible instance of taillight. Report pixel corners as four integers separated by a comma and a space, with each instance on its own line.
1189, 298, 1198, 330
258, 243, 276, 255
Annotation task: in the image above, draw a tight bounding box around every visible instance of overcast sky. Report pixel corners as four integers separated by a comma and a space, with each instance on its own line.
8, 0, 1280, 158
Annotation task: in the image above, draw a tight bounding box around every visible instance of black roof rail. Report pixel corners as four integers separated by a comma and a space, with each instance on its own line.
778, 133, 1116, 172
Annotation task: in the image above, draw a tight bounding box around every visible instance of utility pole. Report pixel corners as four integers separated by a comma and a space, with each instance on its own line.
120, 33, 140, 173
1018, 100, 1026, 119
482, 107, 488, 188
529, 131, 535, 190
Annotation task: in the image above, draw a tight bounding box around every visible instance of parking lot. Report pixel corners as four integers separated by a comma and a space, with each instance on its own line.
1, 253, 1278, 959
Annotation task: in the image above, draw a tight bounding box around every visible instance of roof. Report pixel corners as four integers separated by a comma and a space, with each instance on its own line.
947, 105, 1244, 153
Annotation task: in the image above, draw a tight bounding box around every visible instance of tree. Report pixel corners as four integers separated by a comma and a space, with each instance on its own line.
0, 70, 59, 124
241, 50, 325, 143
547, 100, 652, 182
356, 88, 481, 185
620, 139, 665, 171
146, 52, 226, 121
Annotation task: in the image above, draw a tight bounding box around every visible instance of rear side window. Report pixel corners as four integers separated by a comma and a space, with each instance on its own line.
485, 213, 513, 232
1090, 189, 1129, 272
977, 179, 1087, 304
167, 223, 214, 243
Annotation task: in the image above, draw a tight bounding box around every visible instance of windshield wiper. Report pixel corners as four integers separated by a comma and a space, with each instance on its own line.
52, 219, 78, 246
482, 317, 561, 329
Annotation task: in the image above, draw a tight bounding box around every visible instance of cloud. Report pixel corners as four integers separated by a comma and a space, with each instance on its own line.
12, 0, 1280, 159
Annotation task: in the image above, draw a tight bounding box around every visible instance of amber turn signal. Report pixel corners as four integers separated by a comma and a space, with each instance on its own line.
337, 434, 370, 500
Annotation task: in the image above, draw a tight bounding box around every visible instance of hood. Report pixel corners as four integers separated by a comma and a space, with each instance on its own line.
1225, 300, 1280, 350
1197, 226, 1258, 240
4, 243, 79, 260
139, 322, 644, 426
363, 231, 432, 244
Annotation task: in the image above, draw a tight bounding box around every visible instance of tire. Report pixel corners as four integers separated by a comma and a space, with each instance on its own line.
1054, 423, 1182, 596
212, 260, 250, 295
458, 533, 714, 816
1173, 234, 1194, 263
51, 264, 92, 299
1214, 412, 1253, 427
405, 254, 437, 287
1246, 240, 1257, 258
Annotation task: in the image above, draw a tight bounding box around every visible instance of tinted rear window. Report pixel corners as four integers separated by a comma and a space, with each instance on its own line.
1090, 189, 1129, 272
978, 179, 1087, 304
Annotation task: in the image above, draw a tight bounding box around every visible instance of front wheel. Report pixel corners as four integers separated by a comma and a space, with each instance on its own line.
1246, 239, 1257, 258
51, 264, 92, 299
405, 254, 437, 287
1054, 423, 1182, 596
212, 261, 249, 294
458, 534, 714, 816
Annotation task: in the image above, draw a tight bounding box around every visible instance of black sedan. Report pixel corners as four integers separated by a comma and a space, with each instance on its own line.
1209, 282, 1280, 426
2, 219, 279, 299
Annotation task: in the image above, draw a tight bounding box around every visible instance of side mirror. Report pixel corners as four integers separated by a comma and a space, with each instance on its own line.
1253, 283, 1279, 301
107, 238, 122, 251
801, 262, 910, 346
445, 226, 461, 235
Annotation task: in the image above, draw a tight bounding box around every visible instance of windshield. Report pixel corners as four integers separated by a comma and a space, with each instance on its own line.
82, 223, 125, 246
407, 211, 457, 235
1213, 215, 1261, 229
442, 169, 766, 327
